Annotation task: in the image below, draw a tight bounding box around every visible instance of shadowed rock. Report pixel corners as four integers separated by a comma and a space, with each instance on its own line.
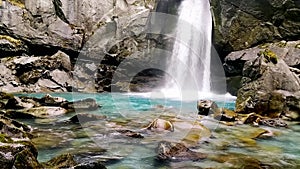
197, 100, 219, 116
69, 113, 106, 124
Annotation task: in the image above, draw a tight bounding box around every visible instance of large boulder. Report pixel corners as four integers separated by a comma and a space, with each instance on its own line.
224, 40, 300, 95
211, 0, 300, 57
234, 46, 300, 119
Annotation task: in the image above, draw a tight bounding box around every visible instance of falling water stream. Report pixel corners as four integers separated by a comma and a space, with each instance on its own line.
162, 0, 212, 99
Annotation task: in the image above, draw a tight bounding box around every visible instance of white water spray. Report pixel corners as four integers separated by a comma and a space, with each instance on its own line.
161, 0, 212, 99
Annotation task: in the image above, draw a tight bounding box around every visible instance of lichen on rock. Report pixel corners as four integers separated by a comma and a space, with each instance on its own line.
258, 48, 278, 64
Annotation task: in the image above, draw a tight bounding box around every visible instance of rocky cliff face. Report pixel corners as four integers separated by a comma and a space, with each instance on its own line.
0, 0, 159, 93
0, 0, 155, 55
211, 0, 300, 57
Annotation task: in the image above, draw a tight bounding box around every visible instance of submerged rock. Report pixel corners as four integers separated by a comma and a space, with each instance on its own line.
63, 98, 100, 112
73, 161, 107, 169
69, 113, 106, 124
210, 153, 264, 169
181, 122, 211, 146
117, 130, 144, 139
0, 93, 102, 119
156, 141, 207, 162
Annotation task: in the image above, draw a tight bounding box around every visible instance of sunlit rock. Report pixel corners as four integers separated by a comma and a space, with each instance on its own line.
145, 118, 174, 132
214, 108, 237, 122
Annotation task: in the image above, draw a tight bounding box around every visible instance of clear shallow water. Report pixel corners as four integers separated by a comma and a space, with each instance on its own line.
17, 93, 299, 168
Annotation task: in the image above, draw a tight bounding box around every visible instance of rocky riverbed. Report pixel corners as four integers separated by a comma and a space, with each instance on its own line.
0, 92, 299, 168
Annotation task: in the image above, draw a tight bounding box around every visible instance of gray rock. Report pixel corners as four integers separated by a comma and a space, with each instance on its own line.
211, 0, 300, 56
234, 47, 300, 118
0, 0, 158, 93
50, 69, 72, 87
0, 0, 155, 55
0, 115, 40, 168
0, 51, 74, 92
157, 141, 207, 162
6, 106, 68, 119
224, 40, 300, 95
64, 98, 100, 112
69, 113, 106, 124
197, 100, 219, 116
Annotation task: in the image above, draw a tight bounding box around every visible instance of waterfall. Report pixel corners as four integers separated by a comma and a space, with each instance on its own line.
161, 0, 212, 98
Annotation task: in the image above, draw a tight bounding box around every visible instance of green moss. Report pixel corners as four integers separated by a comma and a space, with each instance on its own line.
6, 0, 25, 8
0, 133, 13, 143
0, 92, 14, 99
0, 35, 23, 46
259, 49, 278, 64
277, 40, 287, 48
258, 43, 269, 49
42, 153, 77, 168
14, 149, 42, 169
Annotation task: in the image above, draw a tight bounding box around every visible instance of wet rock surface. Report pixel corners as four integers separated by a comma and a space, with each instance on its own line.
156, 141, 207, 162
197, 100, 219, 116
0, 114, 41, 168
214, 108, 237, 122
0, 92, 100, 119
0, 92, 298, 168
69, 113, 106, 124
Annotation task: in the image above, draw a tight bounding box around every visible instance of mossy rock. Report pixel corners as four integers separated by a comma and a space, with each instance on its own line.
6, 0, 25, 8
0, 133, 13, 143
258, 48, 278, 64
276, 40, 287, 48
14, 149, 42, 169
0, 35, 23, 46
42, 153, 78, 168
0, 92, 14, 100
258, 43, 269, 49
